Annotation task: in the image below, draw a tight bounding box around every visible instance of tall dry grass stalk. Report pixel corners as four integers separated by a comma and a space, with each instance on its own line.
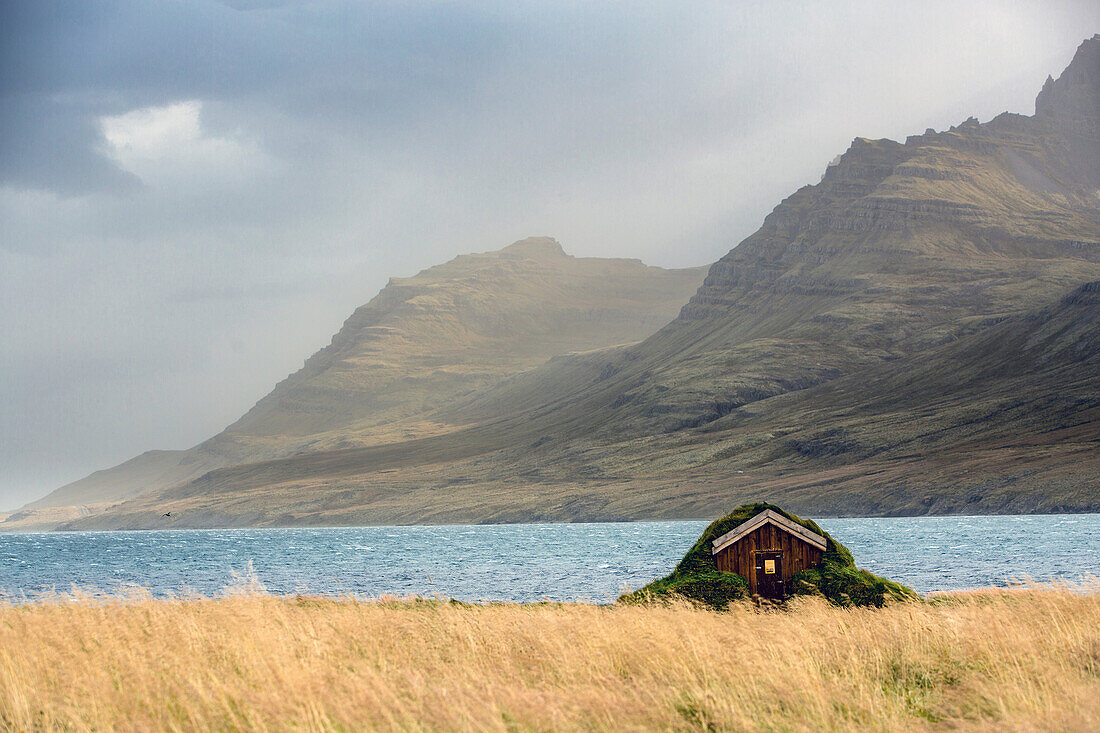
1, 581, 1099, 731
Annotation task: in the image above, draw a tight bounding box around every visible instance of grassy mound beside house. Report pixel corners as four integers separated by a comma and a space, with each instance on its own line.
621, 502, 917, 608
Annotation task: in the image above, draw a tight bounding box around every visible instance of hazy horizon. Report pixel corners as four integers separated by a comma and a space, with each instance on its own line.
1, 1, 1097, 509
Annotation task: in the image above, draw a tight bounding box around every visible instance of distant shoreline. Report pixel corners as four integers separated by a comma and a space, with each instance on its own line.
5, 508, 1100, 534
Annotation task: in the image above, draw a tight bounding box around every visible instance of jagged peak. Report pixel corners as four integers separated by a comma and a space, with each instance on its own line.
1034, 34, 1100, 120
500, 236, 568, 258
817, 136, 905, 181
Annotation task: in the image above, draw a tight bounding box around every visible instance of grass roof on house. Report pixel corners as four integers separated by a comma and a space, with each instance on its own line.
620, 502, 917, 609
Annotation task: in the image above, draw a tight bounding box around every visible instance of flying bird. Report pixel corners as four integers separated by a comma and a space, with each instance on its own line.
162, 512, 171, 518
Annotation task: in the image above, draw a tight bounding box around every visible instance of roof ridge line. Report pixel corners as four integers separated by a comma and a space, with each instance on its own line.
711, 509, 828, 555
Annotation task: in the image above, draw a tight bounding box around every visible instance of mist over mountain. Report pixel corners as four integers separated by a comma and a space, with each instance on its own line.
10, 240, 704, 524
6, 35, 1099, 531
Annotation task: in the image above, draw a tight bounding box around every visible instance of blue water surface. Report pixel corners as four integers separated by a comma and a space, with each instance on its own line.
0, 515, 1097, 602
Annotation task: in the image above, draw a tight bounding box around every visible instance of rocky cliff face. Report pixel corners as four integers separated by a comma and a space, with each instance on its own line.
578, 36, 1100, 435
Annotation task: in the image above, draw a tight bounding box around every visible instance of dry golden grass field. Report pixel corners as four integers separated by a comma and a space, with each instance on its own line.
2, 582, 1099, 732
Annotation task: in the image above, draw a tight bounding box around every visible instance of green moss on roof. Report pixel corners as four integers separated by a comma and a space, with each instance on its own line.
620, 502, 918, 609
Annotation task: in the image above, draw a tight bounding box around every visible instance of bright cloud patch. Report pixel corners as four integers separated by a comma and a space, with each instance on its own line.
101, 101, 203, 155
99, 101, 271, 186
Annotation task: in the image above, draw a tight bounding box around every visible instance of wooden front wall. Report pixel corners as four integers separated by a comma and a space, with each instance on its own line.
714, 522, 824, 596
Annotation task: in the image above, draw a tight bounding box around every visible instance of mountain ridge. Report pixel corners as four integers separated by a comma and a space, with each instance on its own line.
76, 275, 1097, 528
9, 35, 1100, 530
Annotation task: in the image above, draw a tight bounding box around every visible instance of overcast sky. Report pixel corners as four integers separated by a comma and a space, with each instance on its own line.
0, 1, 1096, 510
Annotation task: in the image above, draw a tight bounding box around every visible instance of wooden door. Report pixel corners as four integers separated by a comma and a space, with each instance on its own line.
754, 551, 784, 599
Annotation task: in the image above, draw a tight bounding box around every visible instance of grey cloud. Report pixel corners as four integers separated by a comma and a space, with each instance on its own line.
0, 95, 141, 194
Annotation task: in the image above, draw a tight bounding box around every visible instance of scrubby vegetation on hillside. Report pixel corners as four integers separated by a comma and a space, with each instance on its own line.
621, 502, 917, 608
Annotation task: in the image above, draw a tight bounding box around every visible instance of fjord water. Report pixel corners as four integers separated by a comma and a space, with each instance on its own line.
2, 515, 1097, 602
